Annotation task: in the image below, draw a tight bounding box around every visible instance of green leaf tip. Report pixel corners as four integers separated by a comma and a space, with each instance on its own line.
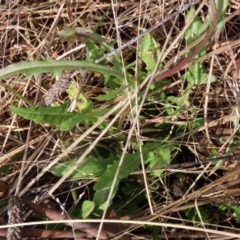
0, 58, 124, 81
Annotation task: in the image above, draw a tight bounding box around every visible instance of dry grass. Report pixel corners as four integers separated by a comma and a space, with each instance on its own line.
1, 0, 240, 239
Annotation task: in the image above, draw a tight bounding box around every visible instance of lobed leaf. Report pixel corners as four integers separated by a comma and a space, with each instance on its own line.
10, 103, 108, 131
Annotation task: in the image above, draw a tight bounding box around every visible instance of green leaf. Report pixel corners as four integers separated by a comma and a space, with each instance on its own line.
185, 8, 209, 46
94, 153, 140, 191
139, 33, 161, 72
81, 201, 95, 219
189, 118, 204, 129
175, 118, 204, 136
0, 58, 124, 81
145, 143, 174, 177
111, 183, 145, 216
92, 143, 164, 209
49, 143, 162, 211
184, 65, 216, 87
85, 40, 102, 61
11, 102, 69, 125
10, 103, 109, 131
93, 152, 141, 209
51, 155, 114, 179
93, 86, 127, 101
93, 189, 110, 208
219, 204, 240, 220
184, 7, 216, 87
185, 206, 208, 224
66, 84, 90, 112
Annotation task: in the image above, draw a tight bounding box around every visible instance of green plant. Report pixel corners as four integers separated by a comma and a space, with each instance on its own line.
2, 1, 238, 238
219, 204, 240, 221
185, 206, 209, 225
